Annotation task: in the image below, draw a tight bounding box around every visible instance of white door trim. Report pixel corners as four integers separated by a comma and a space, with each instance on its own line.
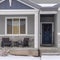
40, 22, 54, 46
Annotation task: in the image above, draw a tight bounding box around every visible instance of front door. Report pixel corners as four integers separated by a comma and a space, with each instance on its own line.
41, 23, 53, 46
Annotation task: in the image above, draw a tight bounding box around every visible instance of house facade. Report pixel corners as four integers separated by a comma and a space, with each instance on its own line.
0, 0, 60, 54
0, 0, 40, 49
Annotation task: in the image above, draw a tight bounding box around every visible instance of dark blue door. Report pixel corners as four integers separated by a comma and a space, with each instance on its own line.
42, 24, 52, 44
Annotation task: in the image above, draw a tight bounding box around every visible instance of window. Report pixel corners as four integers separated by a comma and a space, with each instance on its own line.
13, 19, 19, 34
6, 17, 27, 34
7, 19, 12, 34
20, 19, 25, 34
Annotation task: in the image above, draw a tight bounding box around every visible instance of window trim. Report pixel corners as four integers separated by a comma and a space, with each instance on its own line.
5, 17, 27, 35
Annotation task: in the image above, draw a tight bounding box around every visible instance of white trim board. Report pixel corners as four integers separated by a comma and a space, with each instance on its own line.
9, 0, 12, 7
40, 11, 57, 14
0, 10, 39, 15
0, 0, 5, 3
0, 34, 34, 36
0, 9, 39, 11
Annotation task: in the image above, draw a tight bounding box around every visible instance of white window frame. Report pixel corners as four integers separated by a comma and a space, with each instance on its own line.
5, 17, 27, 35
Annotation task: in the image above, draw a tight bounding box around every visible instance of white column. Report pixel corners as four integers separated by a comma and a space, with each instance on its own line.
57, 9, 60, 47
34, 12, 39, 49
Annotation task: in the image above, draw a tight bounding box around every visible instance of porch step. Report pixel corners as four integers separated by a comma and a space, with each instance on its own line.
9, 48, 40, 56
42, 53, 60, 55
40, 47, 60, 55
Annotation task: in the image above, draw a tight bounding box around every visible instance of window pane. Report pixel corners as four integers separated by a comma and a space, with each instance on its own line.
20, 19, 25, 34
13, 19, 19, 34
7, 19, 12, 34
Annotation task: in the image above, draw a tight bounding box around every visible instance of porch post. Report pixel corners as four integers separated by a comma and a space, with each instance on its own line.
57, 8, 60, 47
34, 12, 39, 49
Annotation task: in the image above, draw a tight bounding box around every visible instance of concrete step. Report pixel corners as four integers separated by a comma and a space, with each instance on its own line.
9, 48, 40, 57
40, 47, 58, 53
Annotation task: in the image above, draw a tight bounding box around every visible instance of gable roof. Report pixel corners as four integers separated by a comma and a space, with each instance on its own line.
20, 0, 41, 9
0, 0, 35, 9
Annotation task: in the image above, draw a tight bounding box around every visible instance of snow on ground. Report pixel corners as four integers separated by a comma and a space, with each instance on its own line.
0, 55, 60, 60
0, 55, 40, 60
41, 55, 60, 60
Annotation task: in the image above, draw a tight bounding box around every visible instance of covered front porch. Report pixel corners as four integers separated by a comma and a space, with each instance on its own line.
0, 0, 41, 56
0, 10, 39, 49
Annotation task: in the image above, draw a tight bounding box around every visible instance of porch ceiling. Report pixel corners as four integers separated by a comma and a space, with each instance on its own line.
38, 4, 58, 11
38, 3, 60, 11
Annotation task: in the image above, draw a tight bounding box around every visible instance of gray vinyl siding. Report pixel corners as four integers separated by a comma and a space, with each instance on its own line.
0, 15, 34, 34
32, 0, 60, 3
57, 11, 60, 33
0, 16, 5, 34
28, 15, 34, 34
